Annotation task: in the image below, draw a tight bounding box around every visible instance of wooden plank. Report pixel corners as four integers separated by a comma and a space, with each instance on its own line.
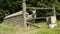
32, 17, 46, 19
35, 17, 46, 19
27, 7, 54, 9
27, 22, 42, 28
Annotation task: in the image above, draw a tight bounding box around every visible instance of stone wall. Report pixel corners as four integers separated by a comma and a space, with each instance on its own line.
3, 14, 26, 27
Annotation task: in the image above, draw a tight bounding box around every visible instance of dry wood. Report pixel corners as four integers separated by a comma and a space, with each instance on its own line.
27, 7, 54, 9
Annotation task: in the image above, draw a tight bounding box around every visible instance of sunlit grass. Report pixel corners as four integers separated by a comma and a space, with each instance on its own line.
30, 20, 60, 34
0, 24, 17, 32
0, 24, 19, 34
0, 20, 60, 34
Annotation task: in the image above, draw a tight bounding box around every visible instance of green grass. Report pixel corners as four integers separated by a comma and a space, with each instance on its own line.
0, 24, 17, 32
0, 21, 60, 34
0, 24, 18, 34
35, 22, 46, 26
30, 21, 60, 34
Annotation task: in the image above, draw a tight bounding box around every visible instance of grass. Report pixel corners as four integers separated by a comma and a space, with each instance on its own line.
0, 20, 60, 34
0, 24, 20, 34
30, 21, 60, 34
0, 24, 37, 34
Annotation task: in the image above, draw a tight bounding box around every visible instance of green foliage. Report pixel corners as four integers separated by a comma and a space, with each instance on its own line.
0, 0, 60, 21
53, 0, 60, 15
0, 0, 22, 14
26, 0, 54, 7
0, 9, 8, 22
0, 0, 22, 21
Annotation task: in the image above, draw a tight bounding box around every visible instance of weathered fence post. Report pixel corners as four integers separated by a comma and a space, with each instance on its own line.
22, 0, 27, 28
32, 9, 36, 23
46, 5, 57, 28
46, 17, 49, 25
32, 9, 36, 18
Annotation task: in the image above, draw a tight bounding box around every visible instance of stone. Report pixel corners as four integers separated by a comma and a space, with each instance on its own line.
47, 16, 57, 28
48, 24, 57, 28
